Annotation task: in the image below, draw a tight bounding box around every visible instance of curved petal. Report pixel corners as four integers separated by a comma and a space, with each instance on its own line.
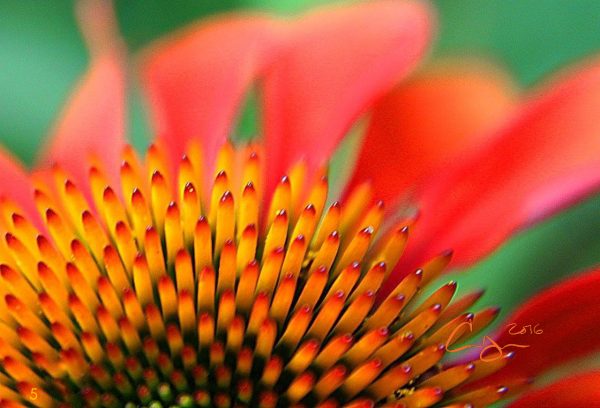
263, 0, 434, 192
390, 55, 600, 282
139, 15, 282, 176
346, 61, 517, 207
0, 148, 38, 225
508, 371, 600, 408
38, 53, 126, 189
38, 0, 126, 189
488, 267, 600, 382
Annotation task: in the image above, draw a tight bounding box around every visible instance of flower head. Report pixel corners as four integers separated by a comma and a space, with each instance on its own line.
2, 0, 600, 407
0, 141, 526, 407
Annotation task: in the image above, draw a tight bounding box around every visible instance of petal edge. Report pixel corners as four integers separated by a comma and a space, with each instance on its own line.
263, 0, 434, 192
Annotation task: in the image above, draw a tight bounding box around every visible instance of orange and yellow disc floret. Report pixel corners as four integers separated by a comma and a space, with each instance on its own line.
0, 142, 524, 408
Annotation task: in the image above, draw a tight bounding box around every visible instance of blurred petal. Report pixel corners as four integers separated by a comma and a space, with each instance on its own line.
140, 15, 281, 175
38, 0, 126, 189
76, 0, 123, 57
393, 56, 600, 279
508, 371, 600, 408
264, 0, 433, 191
0, 148, 37, 224
490, 267, 600, 382
38, 53, 126, 188
347, 61, 517, 206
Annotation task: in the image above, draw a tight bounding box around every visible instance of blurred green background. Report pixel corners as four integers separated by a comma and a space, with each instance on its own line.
1, 0, 600, 326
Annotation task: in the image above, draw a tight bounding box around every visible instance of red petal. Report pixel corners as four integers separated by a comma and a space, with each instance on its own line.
263, 0, 433, 191
0, 148, 38, 224
140, 15, 282, 175
38, 53, 126, 188
392, 56, 600, 279
488, 268, 600, 382
508, 371, 600, 408
347, 61, 517, 207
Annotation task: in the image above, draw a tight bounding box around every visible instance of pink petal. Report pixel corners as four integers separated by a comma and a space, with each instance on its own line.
389, 55, 600, 285
0, 148, 38, 224
347, 61, 517, 207
263, 0, 433, 192
139, 15, 282, 177
508, 372, 600, 408
38, 53, 126, 189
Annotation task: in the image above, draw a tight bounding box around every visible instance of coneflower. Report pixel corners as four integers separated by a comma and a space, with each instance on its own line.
3, 1, 600, 407
0, 142, 525, 408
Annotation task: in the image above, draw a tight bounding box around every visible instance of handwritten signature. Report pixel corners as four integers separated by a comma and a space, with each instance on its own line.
445, 322, 542, 362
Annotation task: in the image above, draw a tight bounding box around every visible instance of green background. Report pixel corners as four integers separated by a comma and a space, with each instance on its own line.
1, 0, 600, 353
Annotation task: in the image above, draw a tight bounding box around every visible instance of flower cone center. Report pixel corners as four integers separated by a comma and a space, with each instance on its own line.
0, 142, 513, 407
